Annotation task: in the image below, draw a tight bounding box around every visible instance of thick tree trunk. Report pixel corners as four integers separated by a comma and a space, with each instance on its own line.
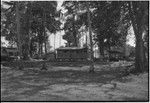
129, 2, 145, 72
16, 2, 22, 58
87, 2, 94, 73
22, 3, 31, 60
135, 32, 145, 72
135, 36, 144, 72
98, 38, 104, 58
72, 2, 78, 47
43, 29, 47, 54
43, 10, 47, 54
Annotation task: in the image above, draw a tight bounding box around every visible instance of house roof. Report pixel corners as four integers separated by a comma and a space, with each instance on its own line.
57, 47, 87, 50
1, 47, 18, 52
108, 50, 123, 54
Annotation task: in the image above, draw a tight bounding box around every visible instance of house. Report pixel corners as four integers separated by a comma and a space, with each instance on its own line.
1, 47, 18, 56
1, 47, 8, 56
56, 47, 88, 61
108, 50, 124, 61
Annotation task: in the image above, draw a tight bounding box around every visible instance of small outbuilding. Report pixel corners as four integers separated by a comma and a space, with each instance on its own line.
108, 50, 124, 61
56, 47, 88, 61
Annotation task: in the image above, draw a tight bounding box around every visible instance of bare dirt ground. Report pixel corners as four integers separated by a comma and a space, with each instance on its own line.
1, 62, 148, 101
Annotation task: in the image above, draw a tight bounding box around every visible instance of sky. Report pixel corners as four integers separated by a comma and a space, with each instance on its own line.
1, 0, 135, 49
126, 26, 135, 47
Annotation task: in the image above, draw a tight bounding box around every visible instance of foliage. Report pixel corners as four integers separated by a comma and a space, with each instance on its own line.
128, 1, 148, 72
1, 1, 61, 58
92, 1, 129, 53
62, 1, 88, 46
62, 1, 131, 52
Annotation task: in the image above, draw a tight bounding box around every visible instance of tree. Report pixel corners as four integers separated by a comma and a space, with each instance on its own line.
91, 1, 124, 58
128, 1, 148, 72
1, 1, 18, 45
16, 2, 22, 58
86, 2, 94, 73
30, 1, 61, 56
21, 2, 32, 60
62, 1, 86, 47
2, 1, 61, 59
2, 1, 32, 60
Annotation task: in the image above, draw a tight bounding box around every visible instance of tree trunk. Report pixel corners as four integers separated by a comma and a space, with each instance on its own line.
135, 33, 145, 72
144, 46, 148, 69
16, 2, 22, 58
98, 38, 104, 58
87, 2, 94, 73
44, 42, 47, 54
38, 43, 41, 57
41, 43, 43, 56
107, 38, 111, 60
123, 35, 127, 59
86, 32, 88, 47
22, 3, 31, 60
72, 2, 78, 47
29, 40, 33, 58
128, 1, 145, 72
73, 14, 77, 47
43, 9, 47, 54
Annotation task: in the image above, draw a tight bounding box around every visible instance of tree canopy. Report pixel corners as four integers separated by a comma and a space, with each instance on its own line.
1, 1, 148, 73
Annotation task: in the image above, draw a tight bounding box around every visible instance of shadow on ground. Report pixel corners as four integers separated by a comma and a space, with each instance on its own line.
1, 64, 148, 101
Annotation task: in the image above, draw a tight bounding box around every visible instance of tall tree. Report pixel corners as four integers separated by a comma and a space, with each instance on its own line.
2, 1, 61, 59
86, 2, 94, 73
128, 1, 148, 72
16, 2, 22, 57
62, 1, 85, 47
91, 1, 123, 58
2, 1, 35, 60
21, 2, 32, 60
30, 1, 61, 56
1, 1, 18, 45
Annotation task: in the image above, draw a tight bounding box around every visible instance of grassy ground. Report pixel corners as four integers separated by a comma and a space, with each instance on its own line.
1, 62, 148, 101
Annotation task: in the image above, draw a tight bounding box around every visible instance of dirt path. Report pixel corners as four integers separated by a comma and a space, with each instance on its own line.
1, 64, 148, 101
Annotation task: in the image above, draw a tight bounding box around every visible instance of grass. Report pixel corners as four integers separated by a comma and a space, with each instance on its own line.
1, 62, 148, 101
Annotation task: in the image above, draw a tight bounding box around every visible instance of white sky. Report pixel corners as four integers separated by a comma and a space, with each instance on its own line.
126, 26, 135, 47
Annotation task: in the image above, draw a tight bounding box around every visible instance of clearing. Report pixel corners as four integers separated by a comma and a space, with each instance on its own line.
1, 61, 148, 101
